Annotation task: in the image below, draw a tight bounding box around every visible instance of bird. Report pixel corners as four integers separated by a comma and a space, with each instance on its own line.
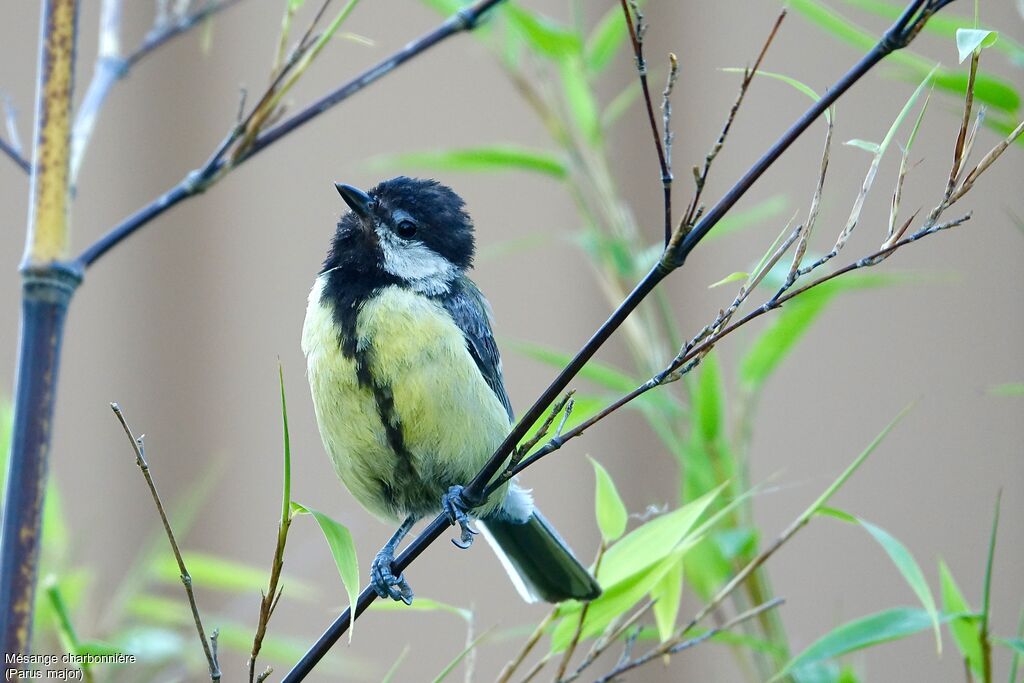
301, 176, 601, 605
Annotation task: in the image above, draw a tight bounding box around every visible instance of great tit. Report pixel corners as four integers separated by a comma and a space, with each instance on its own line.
301, 177, 601, 605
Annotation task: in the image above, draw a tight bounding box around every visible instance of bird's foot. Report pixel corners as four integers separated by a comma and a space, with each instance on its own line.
370, 547, 413, 605
442, 485, 480, 549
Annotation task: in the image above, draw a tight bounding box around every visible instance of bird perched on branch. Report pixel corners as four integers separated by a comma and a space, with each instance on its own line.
301, 177, 600, 605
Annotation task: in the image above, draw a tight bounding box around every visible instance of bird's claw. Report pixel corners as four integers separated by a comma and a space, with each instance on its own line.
442, 485, 479, 549
370, 548, 413, 605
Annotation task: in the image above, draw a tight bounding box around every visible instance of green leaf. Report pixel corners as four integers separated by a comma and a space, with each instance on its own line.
989, 382, 1024, 396
291, 502, 360, 638
368, 145, 567, 179
75, 641, 124, 657
511, 341, 636, 393
590, 457, 628, 543
152, 552, 314, 599
596, 484, 723, 588
279, 363, 292, 524
585, 4, 627, 73
939, 560, 983, 675
695, 352, 724, 443
956, 28, 999, 63
999, 638, 1024, 654
650, 556, 684, 642
723, 68, 830, 122
113, 627, 185, 663
818, 508, 941, 652
561, 56, 601, 143
550, 547, 687, 652
845, 138, 881, 153
775, 608, 954, 679
708, 271, 749, 289
503, 4, 581, 60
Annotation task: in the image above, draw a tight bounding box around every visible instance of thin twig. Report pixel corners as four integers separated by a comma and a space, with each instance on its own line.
0, 136, 29, 174
110, 403, 220, 681
125, 0, 248, 70
554, 543, 607, 680
618, 0, 672, 245
684, 10, 786, 230
495, 609, 557, 683
75, 0, 506, 269
505, 213, 971, 480
595, 599, 785, 682
660, 53, 680, 246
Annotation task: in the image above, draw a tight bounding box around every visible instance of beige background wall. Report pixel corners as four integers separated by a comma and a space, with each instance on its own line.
1, 1, 1021, 681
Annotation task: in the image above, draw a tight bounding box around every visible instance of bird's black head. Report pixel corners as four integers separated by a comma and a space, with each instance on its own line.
323, 176, 475, 294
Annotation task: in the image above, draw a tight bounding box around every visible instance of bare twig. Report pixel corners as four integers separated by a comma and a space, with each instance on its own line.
75, 0, 506, 269
495, 609, 557, 683
684, 10, 786, 230
0, 136, 29, 174
554, 543, 607, 680
126, 0, 248, 70
619, 0, 672, 245
110, 403, 220, 681
595, 599, 785, 682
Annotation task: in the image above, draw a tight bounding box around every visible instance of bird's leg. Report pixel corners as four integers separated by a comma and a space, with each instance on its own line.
370, 516, 416, 605
441, 485, 480, 549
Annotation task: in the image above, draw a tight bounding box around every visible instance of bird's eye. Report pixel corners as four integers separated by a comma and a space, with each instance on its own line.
395, 219, 418, 239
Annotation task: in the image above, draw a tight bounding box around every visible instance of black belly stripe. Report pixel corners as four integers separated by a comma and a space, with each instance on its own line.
353, 345, 419, 487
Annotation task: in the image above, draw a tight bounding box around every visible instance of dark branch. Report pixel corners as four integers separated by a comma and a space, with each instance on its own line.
280, 3, 958, 681
74, 0, 506, 269
619, 0, 672, 245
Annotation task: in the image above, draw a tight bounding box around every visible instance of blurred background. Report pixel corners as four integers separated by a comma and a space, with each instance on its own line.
0, 0, 1021, 681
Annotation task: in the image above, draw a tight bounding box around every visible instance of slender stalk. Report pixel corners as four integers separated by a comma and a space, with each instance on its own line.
495, 608, 557, 683
282, 5, 958, 679
111, 404, 220, 680
0, 0, 80, 656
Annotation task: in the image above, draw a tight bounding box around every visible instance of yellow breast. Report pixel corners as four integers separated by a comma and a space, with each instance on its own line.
302, 275, 512, 521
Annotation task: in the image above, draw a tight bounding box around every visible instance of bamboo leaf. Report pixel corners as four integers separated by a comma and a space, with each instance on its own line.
695, 352, 724, 443
369, 597, 472, 621
368, 145, 567, 178
291, 502, 360, 638
585, 4, 627, 73
503, 4, 581, 60
775, 608, 957, 680
596, 484, 724, 588
650, 557, 684, 642
939, 560, 983, 675
708, 271, 749, 289
151, 552, 314, 599
561, 56, 602, 142
989, 382, 1024, 396
956, 28, 999, 63
590, 457, 628, 543
818, 508, 941, 652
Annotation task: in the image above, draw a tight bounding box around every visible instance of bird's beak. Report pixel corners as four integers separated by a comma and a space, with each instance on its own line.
335, 183, 373, 221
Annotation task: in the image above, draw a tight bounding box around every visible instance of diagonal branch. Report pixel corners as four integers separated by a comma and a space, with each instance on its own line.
111, 403, 221, 681
280, 3, 959, 680
74, 0, 506, 269
70, 0, 249, 183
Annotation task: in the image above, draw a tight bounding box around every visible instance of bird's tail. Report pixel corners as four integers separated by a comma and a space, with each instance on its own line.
479, 511, 601, 603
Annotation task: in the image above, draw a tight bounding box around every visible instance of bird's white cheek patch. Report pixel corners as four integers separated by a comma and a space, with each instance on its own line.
376, 228, 455, 294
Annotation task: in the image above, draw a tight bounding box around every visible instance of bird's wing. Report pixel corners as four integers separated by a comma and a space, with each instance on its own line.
441, 277, 514, 422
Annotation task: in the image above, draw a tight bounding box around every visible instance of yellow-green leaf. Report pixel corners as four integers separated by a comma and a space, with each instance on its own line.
589, 457, 628, 543
291, 502, 360, 638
